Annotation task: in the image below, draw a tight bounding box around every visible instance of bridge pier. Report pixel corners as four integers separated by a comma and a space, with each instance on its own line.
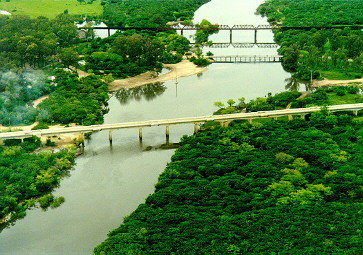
254, 29, 257, 44
194, 123, 200, 134
229, 29, 233, 43
353, 110, 359, 116
108, 130, 113, 144
138, 128, 143, 141
247, 119, 253, 124
165, 125, 170, 139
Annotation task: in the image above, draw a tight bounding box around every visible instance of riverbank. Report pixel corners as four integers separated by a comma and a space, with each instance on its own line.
312, 78, 363, 87
109, 60, 207, 90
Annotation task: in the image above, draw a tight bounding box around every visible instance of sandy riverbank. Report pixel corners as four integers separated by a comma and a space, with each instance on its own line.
312, 78, 363, 87
109, 60, 207, 91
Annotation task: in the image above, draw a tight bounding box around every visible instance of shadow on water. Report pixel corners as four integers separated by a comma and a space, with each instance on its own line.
114, 82, 167, 105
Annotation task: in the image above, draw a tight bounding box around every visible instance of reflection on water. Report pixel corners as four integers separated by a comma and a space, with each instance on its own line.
285, 76, 312, 92
114, 82, 166, 105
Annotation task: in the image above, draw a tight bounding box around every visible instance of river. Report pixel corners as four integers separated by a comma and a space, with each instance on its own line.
0, 1, 293, 254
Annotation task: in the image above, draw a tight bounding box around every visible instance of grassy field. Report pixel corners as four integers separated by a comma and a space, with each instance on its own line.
326, 92, 363, 105
320, 70, 362, 80
0, 0, 103, 18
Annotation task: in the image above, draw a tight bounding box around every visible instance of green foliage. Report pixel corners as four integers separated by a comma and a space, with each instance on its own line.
0, 143, 75, 228
0, 14, 78, 69
38, 70, 109, 125
95, 111, 363, 254
195, 19, 219, 44
0, 0, 103, 19
257, 0, 363, 80
189, 56, 211, 67
292, 86, 363, 108
102, 0, 211, 27
31, 122, 50, 130
57, 47, 79, 68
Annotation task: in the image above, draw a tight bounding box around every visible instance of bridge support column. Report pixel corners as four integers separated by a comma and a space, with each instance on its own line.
138, 128, 143, 141
288, 115, 293, 120
165, 125, 170, 144
229, 29, 233, 43
180, 29, 184, 36
301, 115, 306, 120
254, 29, 257, 44
80, 140, 85, 153
194, 123, 199, 134
108, 130, 113, 144
165, 125, 170, 139
247, 119, 253, 124
353, 110, 359, 116
108, 28, 111, 37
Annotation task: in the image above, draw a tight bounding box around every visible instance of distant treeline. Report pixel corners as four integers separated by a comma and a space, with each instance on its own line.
257, 0, 363, 80
101, 0, 211, 27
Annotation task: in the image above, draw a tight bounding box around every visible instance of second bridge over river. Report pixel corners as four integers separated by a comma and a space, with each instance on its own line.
210, 55, 282, 63
0, 104, 362, 143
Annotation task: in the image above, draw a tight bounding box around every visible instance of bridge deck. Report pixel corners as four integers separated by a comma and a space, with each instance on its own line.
0, 104, 362, 140
211, 55, 283, 63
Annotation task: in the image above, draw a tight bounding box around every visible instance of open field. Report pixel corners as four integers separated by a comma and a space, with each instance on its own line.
0, 0, 103, 18
320, 70, 362, 80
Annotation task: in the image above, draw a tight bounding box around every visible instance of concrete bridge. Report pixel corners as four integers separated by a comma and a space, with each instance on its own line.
1, 104, 362, 143
210, 55, 282, 63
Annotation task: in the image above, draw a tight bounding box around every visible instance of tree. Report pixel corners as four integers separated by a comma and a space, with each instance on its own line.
57, 48, 79, 68
213, 101, 224, 108
227, 99, 236, 107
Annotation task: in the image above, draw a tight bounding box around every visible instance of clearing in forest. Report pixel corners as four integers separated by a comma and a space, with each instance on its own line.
0, 0, 103, 18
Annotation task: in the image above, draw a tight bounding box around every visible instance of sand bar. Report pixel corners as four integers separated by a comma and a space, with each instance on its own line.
109, 60, 207, 91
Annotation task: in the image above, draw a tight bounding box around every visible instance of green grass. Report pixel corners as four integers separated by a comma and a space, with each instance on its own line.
353, 116, 363, 123
0, 0, 103, 18
326, 93, 363, 105
320, 70, 362, 80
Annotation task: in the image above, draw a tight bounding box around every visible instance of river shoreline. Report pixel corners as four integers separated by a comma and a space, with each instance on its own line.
312, 78, 363, 87
109, 60, 207, 90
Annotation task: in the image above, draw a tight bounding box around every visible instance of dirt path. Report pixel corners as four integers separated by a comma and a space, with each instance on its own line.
32, 95, 49, 107
109, 60, 207, 91
312, 78, 363, 87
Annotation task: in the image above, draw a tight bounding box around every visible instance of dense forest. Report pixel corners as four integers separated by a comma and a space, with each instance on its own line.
38, 70, 109, 125
101, 0, 210, 27
95, 109, 363, 254
214, 85, 363, 115
257, 0, 363, 80
0, 14, 78, 69
0, 138, 75, 230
